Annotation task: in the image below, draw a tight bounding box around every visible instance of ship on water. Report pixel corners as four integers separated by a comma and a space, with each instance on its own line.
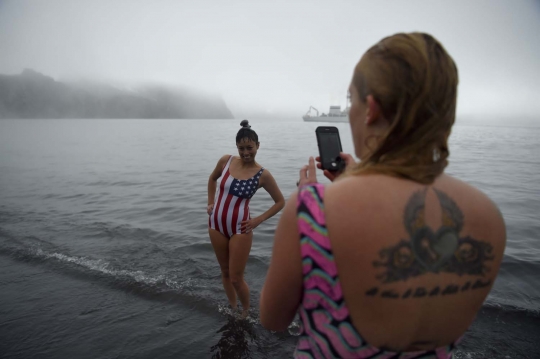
302, 94, 350, 122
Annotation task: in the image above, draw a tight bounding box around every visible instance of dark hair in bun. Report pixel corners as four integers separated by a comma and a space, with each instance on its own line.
236, 120, 258, 143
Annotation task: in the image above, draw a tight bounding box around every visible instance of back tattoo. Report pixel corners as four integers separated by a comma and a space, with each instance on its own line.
366, 189, 494, 299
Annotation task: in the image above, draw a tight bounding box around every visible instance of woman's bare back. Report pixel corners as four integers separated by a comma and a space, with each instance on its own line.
324, 173, 506, 351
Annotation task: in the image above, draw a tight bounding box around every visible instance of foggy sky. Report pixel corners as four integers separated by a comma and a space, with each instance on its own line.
1, 0, 539, 122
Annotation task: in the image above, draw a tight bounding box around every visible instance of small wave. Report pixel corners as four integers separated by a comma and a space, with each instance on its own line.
146, 206, 177, 216
287, 320, 302, 336
41, 193, 60, 199
217, 303, 237, 317
216, 303, 301, 336
217, 304, 261, 327
85, 180, 110, 186
0, 242, 201, 297
483, 299, 540, 316
59, 193, 88, 200
85, 180, 151, 187
81, 221, 173, 242
0, 242, 236, 324
110, 181, 151, 187
498, 251, 540, 272
35, 249, 195, 291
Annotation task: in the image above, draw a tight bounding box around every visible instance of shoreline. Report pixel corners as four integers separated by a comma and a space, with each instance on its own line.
1, 255, 538, 358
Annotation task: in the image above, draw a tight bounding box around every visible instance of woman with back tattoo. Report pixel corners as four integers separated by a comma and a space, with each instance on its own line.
260, 33, 506, 358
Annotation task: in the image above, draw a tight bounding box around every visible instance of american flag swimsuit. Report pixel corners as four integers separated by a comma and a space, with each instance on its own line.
209, 156, 264, 239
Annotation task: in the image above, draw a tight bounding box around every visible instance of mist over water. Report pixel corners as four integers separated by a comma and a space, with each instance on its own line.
0, 119, 539, 358
1, 0, 539, 121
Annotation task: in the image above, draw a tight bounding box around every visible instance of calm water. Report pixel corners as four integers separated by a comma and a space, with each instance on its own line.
0, 119, 539, 358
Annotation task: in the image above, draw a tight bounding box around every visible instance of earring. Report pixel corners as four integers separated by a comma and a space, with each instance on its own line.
433, 148, 441, 162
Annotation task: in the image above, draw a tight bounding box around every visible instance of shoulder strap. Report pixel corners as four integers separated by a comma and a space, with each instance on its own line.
222, 155, 233, 172
297, 183, 342, 286
297, 183, 331, 248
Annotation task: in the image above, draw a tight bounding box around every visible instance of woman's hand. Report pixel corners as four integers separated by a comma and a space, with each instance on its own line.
241, 217, 263, 233
207, 203, 214, 215
297, 157, 318, 187
315, 152, 356, 182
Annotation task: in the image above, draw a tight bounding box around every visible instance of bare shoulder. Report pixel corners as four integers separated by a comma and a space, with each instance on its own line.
330, 173, 406, 193
325, 174, 405, 208
217, 154, 231, 164
261, 167, 272, 178
437, 174, 506, 229
210, 155, 232, 178
325, 173, 506, 248
323, 175, 407, 250
329, 173, 503, 217
258, 166, 275, 183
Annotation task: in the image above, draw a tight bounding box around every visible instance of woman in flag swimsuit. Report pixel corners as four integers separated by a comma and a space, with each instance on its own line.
260, 33, 506, 358
208, 120, 285, 318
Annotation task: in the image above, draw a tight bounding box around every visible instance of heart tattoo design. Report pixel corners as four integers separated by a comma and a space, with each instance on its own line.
374, 189, 494, 283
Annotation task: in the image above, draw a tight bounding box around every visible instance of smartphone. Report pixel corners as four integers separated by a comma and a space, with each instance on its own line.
316, 126, 345, 172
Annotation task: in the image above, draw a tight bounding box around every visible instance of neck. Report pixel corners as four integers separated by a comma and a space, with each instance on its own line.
238, 158, 257, 168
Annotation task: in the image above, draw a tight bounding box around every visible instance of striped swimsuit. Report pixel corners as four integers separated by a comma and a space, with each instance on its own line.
209, 156, 264, 238
295, 183, 457, 359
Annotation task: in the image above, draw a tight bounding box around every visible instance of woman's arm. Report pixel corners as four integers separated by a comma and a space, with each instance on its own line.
207, 155, 230, 214
260, 157, 320, 330
259, 192, 303, 331
241, 170, 285, 232
259, 170, 285, 221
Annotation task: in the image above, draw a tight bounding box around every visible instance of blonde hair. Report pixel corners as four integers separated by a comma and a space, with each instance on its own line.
348, 32, 458, 184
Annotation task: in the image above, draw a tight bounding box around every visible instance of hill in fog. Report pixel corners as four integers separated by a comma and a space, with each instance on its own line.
0, 69, 234, 119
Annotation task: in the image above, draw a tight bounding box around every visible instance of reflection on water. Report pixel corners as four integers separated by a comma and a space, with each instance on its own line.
210, 315, 259, 359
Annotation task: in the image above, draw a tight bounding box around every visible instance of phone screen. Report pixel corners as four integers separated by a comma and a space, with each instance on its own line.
317, 129, 343, 171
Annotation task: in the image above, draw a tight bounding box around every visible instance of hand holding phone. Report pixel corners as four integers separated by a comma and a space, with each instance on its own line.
316, 126, 346, 172
315, 153, 355, 182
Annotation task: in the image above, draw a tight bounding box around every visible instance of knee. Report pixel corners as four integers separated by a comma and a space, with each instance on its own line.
220, 268, 230, 279
230, 274, 243, 288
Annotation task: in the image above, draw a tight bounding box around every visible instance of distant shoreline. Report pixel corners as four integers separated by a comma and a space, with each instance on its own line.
0, 69, 235, 120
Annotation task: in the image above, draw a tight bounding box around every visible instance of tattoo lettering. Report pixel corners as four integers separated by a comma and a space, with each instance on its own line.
442, 284, 459, 295
413, 288, 427, 298
366, 287, 378, 296
472, 279, 492, 289
381, 290, 399, 299
365, 279, 492, 299
374, 189, 494, 283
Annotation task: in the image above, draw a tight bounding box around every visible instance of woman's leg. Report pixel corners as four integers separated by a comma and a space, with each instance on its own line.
209, 228, 237, 309
229, 232, 253, 318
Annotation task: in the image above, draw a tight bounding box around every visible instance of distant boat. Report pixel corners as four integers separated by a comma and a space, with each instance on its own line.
302, 105, 348, 122
302, 94, 350, 122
